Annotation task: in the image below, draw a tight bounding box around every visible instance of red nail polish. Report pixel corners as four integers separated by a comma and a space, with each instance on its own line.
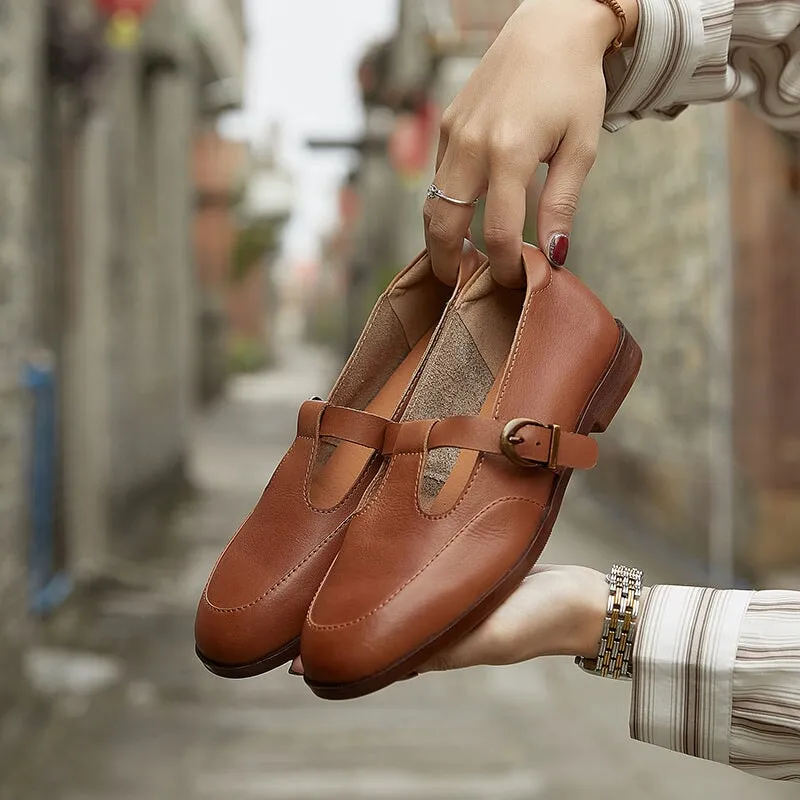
548, 234, 569, 267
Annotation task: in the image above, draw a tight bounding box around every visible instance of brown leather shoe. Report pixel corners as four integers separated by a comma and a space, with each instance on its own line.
194, 246, 487, 678
301, 245, 642, 699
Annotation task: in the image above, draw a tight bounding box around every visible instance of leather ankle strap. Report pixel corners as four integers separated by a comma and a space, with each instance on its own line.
382, 415, 598, 471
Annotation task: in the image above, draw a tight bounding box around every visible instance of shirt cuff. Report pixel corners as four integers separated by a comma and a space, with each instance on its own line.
603, 0, 712, 131
630, 585, 753, 764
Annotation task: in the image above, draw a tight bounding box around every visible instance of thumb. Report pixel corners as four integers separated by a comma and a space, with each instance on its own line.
537, 135, 597, 268
417, 624, 493, 674
417, 646, 473, 675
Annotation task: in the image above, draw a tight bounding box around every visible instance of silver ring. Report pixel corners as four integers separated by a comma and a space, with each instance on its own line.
426, 183, 480, 208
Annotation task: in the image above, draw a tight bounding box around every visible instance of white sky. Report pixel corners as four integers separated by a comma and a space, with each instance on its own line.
220, 0, 399, 265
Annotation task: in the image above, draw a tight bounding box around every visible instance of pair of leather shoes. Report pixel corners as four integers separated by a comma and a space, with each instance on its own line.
195, 243, 641, 699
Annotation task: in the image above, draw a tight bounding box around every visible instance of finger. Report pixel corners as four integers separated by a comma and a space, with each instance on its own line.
417, 634, 482, 674
435, 106, 454, 170
435, 128, 448, 172
424, 150, 485, 286
537, 130, 598, 268
483, 173, 527, 288
525, 564, 555, 578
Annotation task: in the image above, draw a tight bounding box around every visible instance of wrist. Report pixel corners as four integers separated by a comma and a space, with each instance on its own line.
517, 0, 639, 55
575, 569, 611, 659
618, 0, 640, 44
575, 574, 651, 660
588, 0, 640, 52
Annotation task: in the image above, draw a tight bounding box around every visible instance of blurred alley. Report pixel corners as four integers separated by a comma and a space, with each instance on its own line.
2, 0, 800, 797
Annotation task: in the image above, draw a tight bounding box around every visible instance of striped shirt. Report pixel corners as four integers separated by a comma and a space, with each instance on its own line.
603, 0, 800, 133
632, 586, 800, 781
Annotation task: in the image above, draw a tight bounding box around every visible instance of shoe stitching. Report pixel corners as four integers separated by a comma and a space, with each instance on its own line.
411, 423, 490, 520
203, 442, 375, 614
203, 516, 351, 614
305, 495, 544, 631
495, 263, 553, 416
328, 279, 393, 399
199, 436, 303, 600
296, 432, 378, 514
301, 453, 405, 626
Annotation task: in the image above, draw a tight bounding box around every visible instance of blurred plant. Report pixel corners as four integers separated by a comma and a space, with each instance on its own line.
230, 217, 283, 283
305, 303, 347, 350
355, 261, 404, 329
373, 261, 400, 295
227, 336, 271, 374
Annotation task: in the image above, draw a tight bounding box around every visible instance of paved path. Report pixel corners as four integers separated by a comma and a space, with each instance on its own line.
1, 345, 793, 800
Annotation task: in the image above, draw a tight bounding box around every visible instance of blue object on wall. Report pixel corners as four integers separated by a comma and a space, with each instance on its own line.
23, 355, 72, 614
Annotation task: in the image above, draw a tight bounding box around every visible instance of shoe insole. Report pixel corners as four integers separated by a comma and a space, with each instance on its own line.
309, 327, 435, 508
424, 370, 504, 515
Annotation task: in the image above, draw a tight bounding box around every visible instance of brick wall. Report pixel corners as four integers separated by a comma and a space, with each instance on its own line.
569, 105, 733, 576
0, 0, 44, 709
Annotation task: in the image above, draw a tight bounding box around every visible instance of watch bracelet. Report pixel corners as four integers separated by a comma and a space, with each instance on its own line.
575, 564, 643, 680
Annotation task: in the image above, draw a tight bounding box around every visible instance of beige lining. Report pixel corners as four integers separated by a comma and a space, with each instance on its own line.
308, 256, 451, 509
402, 269, 525, 511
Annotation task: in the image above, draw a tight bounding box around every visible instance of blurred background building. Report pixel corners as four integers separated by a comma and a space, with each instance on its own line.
0, 0, 280, 717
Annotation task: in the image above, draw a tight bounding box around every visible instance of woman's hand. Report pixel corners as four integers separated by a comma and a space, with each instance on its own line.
424, 0, 639, 287
418, 565, 611, 673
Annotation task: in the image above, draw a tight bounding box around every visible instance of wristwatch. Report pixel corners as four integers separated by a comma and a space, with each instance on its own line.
575, 564, 643, 680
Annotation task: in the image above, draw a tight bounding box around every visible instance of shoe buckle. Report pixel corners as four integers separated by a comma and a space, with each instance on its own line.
499, 418, 561, 470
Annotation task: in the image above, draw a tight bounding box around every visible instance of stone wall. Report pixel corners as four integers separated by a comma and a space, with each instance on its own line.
0, 0, 44, 710
98, 1, 199, 538
569, 105, 735, 581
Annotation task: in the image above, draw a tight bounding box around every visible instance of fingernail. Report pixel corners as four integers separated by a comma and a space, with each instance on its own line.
288, 656, 303, 676
547, 233, 569, 267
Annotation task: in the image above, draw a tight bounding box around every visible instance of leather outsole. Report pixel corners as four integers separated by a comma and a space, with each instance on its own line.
196, 636, 300, 679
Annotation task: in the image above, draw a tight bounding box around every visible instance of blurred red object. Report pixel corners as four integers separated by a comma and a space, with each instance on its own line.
338, 184, 359, 225
94, 0, 155, 20
389, 101, 437, 180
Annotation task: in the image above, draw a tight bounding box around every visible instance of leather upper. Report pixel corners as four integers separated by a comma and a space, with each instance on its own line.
196, 402, 383, 666
301, 246, 625, 685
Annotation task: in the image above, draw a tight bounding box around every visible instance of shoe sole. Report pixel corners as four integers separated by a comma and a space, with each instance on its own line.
196, 636, 300, 679
305, 320, 642, 700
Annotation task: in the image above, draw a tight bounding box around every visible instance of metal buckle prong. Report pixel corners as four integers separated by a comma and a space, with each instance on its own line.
499, 418, 561, 469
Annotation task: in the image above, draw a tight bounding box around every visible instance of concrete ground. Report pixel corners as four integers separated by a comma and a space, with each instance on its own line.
0, 343, 794, 800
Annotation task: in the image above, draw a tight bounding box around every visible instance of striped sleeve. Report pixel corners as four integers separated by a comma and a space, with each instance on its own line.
603, 0, 800, 134
630, 585, 800, 782
730, 591, 800, 780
